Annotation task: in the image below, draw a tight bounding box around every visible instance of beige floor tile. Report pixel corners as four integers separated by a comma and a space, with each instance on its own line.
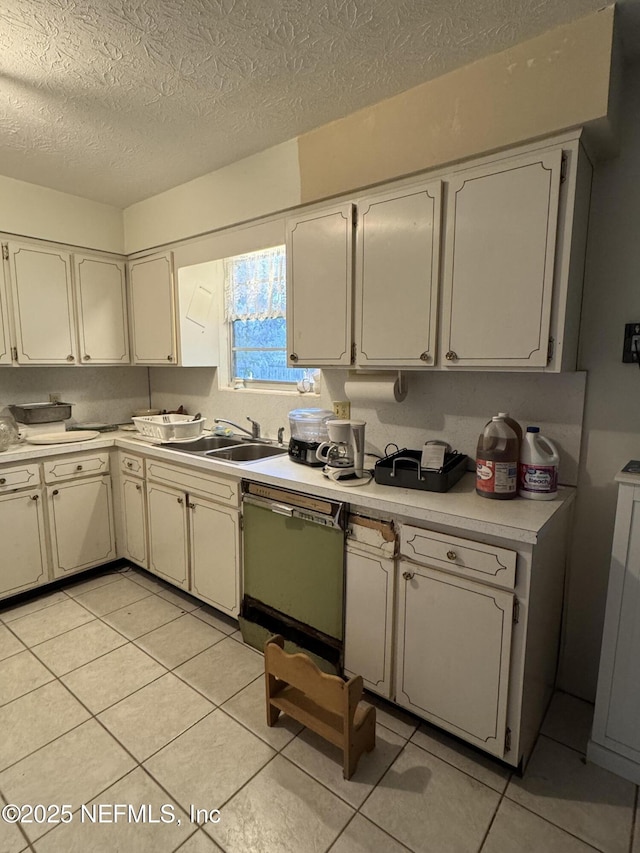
144, 709, 275, 812
0, 589, 68, 623
205, 754, 354, 853
103, 594, 186, 639
0, 681, 90, 770
0, 624, 25, 662
73, 576, 152, 615
506, 735, 635, 853
361, 742, 500, 853
222, 676, 303, 750
174, 637, 264, 704
411, 722, 512, 793
62, 570, 122, 598
135, 613, 226, 668
190, 605, 238, 635
120, 568, 168, 593
178, 830, 224, 852
0, 719, 135, 841
483, 798, 603, 853
7, 597, 94, 646
98, 673, 214, 760
0, 795, 28, 853
61, 643, 166, 713
329, 814, 411, 853
541, 691, 595, 754
369, 694, 420, 740
35, 767, 192, 853
283, 723, 404, 808
156, 586, 201, 612
0, 649, 54, 705
31, 619, 128, 675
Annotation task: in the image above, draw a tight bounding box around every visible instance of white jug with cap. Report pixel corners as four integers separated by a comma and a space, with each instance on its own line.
518, 427, 559, 500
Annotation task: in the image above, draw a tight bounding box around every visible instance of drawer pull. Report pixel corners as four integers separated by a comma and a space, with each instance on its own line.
76, 465, 83, 471
84, 354, 91, 360
446, 550, 457, 561
0, 478, 5, 485
188, 502, 195, 510
31, 494, 39, 501
52, 489, 59, 496
136, 484, 142, 492
402, 571, 414, 581
126, 461, 133, 468
66, 354, 75, 362
177, 496, 184, 504
419, 351, 430, 362
445, 351, 458, 361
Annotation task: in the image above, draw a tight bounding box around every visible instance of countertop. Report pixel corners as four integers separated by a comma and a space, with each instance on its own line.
1, 431, 575, 545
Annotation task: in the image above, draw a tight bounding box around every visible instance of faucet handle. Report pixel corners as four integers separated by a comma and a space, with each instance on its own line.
247, 417, 261, 438
277, 426, 285, 445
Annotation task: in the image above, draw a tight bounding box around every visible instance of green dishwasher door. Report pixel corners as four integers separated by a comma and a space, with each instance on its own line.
242, 501, 345, 640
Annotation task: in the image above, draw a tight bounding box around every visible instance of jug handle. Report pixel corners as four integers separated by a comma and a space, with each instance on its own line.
316, 441, 331, 462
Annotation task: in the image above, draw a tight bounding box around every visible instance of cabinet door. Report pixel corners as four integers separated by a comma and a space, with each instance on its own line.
355, 182, 442, 367
190, 496, 240, 617
74, 254, 129, 364
146, 481, 189, 588
48, 476, 116, 577
441, 150, 562, 368
0, 489, 48, 598
8, 242, 77, 364
344, 547, 395, 698
0, 261, 12, 365
286, 204, 354, 366
395, 560, 513, 758
121, 475, 148, 569
129, 252, 176, 364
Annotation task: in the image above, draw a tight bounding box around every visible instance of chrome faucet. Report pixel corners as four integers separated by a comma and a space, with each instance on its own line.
214, 417, 261, 439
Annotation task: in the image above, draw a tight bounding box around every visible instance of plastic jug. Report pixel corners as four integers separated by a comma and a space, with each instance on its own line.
518, 427, 559, 500
476, 415, 519, 500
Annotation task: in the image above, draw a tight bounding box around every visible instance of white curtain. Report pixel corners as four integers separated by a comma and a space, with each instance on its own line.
223, 246, 286, 322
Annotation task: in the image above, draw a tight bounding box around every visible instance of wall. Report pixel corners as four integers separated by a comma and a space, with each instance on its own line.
558, 60, 640, 701
0, 175, 124, 254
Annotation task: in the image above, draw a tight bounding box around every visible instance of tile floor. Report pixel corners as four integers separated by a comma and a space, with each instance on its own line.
0, 565, 637, 853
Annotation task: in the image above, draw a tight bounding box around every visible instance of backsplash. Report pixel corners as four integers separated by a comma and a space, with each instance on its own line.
149, 367, 586, 486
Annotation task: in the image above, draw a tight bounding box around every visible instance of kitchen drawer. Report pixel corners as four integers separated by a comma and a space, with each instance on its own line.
119, 452, 145, 478
146, 460, 240, 507
44, 450, 110, 483
0, 462, 41, 492
399, 524, 516, 590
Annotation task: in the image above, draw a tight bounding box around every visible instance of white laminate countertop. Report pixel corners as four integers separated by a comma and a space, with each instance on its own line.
0, 431, 575, 545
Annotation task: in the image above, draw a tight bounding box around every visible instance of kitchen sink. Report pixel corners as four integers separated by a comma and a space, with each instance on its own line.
205, 444, 287, 463
159, 435, 242, 455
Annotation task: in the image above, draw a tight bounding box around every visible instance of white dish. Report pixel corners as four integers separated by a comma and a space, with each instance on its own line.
25, 430, 101, 445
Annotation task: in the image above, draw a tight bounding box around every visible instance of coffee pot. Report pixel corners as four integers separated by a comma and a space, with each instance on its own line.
316, 419, 366, 481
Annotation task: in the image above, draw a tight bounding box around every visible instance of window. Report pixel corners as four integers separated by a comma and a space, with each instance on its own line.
223, 245, 306, 386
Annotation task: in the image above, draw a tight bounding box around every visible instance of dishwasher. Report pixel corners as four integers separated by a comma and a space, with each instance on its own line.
239, 481, 346, 673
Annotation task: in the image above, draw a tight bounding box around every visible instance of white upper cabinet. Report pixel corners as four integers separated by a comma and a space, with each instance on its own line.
8, 242, 77, 365
129, 251, 177, 364
73, 254, 129, 364
0, 261, 11, 365
286, 203, 354, 367
355, 181, 442, 368
441, 149, 562, 368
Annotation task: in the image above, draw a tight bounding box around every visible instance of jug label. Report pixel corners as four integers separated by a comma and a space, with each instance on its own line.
476, 459, 517, 495
519, 463, 557, 494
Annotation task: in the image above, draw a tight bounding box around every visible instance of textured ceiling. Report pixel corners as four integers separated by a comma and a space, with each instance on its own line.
0, 1, 635, 208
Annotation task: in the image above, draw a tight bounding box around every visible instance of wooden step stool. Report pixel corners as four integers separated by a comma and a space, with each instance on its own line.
264, 635, 376, 779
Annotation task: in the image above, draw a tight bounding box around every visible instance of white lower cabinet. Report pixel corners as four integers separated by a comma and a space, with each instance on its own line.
0, 486, 48, 598
395, 560, 513, 758
146, 460, 241, 617
121, 475, 148, 568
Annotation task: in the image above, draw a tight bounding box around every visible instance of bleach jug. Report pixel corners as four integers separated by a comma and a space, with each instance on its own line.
476, 415, 519, 500
518, 427, 559, 500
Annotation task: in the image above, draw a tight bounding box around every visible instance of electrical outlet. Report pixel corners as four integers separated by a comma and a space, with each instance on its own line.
622, 323, 640, 363
49, 393, 60, 403
332, 400, 351, 419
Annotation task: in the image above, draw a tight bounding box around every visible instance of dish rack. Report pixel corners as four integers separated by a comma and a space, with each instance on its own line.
131, 414, 205, 441
374, 447, 468, 493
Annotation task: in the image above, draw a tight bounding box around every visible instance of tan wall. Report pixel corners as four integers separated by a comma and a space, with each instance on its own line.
0, 175, 124, 253
298, 7, 616, 204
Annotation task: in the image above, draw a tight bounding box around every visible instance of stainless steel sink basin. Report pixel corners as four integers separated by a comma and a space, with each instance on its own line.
159, 435, 241, 455
205, 443, 287, 463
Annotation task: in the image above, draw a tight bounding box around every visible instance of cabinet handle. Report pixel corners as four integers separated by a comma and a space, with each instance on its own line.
136, 484, 142, 491
83, 354, 91, 360
52, 489, 59, 496
66, 354, 75, 362
289, 353, 299, 363
188, 502, 195, 510
445, 351, 458, 361
177, 496, 183, 504
31, 494, 39, 501
167, 355, 174, 362
126, 461, 133, 468
446, 550, 457, 561
76, 465, 83, 471
402, 571, 414, 581
0, 478, 5, 485
419, 351, 430, 362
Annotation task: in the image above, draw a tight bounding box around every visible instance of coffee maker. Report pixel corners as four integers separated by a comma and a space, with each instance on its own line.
315, 419, 366, 482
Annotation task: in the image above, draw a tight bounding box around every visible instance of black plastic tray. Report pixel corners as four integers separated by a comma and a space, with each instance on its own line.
374, 449, 468, 493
